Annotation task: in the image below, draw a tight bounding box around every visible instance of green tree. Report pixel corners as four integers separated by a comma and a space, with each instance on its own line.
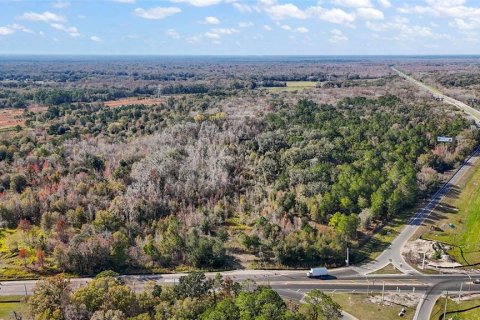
202, 299, 239, 320
72, 277, 138, 316
28, 275, 71, 320
301, 290, 342, 320
328, 213, 359, 240
10, 174, 27, 193
174, 272, 213, 299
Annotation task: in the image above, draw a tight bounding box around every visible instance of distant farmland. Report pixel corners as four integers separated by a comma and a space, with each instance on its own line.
265, 81, 317, 92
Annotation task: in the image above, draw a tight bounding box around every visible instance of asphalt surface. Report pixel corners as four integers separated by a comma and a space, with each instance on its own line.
2, 68, 480, 320
391, 66, 480, 124
355, 143, 480, 277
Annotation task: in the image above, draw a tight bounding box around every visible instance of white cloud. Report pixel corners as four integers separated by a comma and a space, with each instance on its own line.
114, 0, 136, 3
50, 23, 81, 37
333, 0, 372, 8
366, 18, 450, 40
239, 21, 254, 28
187, 35, 202, 43
0, 27, 15, 36
134, 7, 181, 19
398, 1, 480, 19
426, 0, 465, 6
171, 0, 222, 7
263, 24, 272, 31
210, 28, 239, 35
281, 24, 291, 30
450, 18, 480, 30
204, 16, 220, 24
20, 11, 66, 23
295, 26, 309, 33
205, 27, 239, 39
264, 3, 308, 20
165, 28, 180, 39
52, 1, 70, 9
232, 2, 256, 13
90, 35, 102, 42
397, 6, 431, 14
309, 7, 356, 24
205, 32, 220, 39
7, 24, 33, 34
329, 29, 348, 42
357, 7, 384, 20
378, 0, 391, 8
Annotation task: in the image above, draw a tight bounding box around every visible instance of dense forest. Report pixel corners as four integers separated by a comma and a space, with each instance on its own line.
0, 57, 396, 109
0, 85, 476, 277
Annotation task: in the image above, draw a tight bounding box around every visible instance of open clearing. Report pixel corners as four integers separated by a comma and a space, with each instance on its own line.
422, 159, 480, 267
331, 293, 416, 320
430, 296, 480, 320
265, 81, 317, 92
103, 97, 166, 108
0, 296, 25, 320
0, 109, 24, 129
0, 105, 48, 130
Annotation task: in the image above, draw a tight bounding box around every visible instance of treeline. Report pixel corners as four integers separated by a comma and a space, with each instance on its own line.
257, 73, 362, 82
258, 80, 287, 88
0, 89, 29, 108
24, 273, 342, 320
437, 74, 480, 87
32, 87, 155, 105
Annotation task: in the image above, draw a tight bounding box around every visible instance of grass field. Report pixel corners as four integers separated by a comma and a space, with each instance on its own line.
371, 263, 403, 275
422, 160, 480, 266
430, 296, 480, 320
0, 296, 26, 320
265, 81, 317, 92
331, 293, 416, 320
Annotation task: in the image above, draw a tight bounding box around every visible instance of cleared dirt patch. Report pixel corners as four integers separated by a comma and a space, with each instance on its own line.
0, 109, 23, 128
0, 105, 48, 129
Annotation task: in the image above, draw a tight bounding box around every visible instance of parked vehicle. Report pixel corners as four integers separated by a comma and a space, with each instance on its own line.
307, 267, 328, 278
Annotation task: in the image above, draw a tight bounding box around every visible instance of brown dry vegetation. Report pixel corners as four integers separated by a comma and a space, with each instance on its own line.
0, 105, 48, 129
103, 97, 167, 108
0, 108, 23, 128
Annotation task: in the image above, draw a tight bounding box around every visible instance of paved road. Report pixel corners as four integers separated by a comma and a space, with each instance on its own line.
354, 67, 480, 278
3, 270, 480, 320
390, 66, 480, 319
354, 144, 480, 277
2, 68, 480, 320
391, 66, 480, 123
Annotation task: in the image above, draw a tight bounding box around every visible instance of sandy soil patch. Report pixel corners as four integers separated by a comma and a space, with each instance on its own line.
369, 292, 421, 308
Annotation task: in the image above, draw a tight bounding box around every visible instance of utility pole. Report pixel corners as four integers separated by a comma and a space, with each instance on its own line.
382, 281, 385, 304
458, 283, 463, 302
345, 247, 350, 266
443, 291, 449, 320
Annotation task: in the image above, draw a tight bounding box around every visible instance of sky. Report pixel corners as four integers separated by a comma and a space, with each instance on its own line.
0, 0, 480, 55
